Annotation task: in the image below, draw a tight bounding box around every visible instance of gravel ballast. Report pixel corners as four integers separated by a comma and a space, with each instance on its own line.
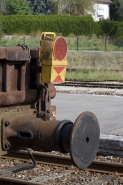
55, 86, 123, 96
0, 156, 123, 184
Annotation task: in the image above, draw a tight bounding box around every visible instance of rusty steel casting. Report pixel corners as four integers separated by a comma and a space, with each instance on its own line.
2, 115, 73, 152
2, 111, 100, 170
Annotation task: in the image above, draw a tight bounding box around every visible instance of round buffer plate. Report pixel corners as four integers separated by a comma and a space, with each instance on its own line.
70, 111, 100, 169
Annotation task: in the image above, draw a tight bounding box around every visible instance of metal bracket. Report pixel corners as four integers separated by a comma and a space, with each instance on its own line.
17, 44, 31, 63
38, 84, 51, 120
0, 148, 36, 178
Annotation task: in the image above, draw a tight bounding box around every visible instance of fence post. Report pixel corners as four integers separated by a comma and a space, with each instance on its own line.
105, 37, 107, 52
77, 37, 79, 51
23, 36, 25, 44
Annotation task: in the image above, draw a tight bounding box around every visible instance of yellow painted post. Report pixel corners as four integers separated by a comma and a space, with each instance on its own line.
40, 32, 67, 84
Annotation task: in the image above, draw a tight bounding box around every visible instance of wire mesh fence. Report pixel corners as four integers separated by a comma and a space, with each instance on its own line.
65, 36, 123, 52
0, 35, 123, 52
0, 35, 40, 47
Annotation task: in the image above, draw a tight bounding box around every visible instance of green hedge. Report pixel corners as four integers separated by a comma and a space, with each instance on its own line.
98, 20, 123, 39
0, 15, 100, 36
0, 15, 123, 38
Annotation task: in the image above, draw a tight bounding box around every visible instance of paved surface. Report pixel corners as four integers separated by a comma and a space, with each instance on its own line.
52, 93, 123, 136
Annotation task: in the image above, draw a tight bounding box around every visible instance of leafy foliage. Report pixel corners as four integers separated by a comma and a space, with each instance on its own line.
51, 0, 95, 16
110, 0, 120, 20
98, 19, 123, 39
0, 0, 7, 15
6, 0, 32, 15
110, 0, 123, 21
29, 0, 50, 15
117, 0, 123, 21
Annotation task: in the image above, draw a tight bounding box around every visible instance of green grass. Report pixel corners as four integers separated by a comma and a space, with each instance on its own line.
67, 51, 123, 81
67, 52, 123, 71
66, 70, 123, 81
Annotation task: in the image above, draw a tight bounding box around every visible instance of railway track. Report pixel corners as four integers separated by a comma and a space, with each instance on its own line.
56, 80, 123, 89
2, 151, 123, 175
0, 151, 123, 184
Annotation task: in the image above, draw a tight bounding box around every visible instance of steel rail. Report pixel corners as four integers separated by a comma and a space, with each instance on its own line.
0, 177, 46, 185
67, 68, 123, 73
56, 80, 123, 89
2, 151, 123, 175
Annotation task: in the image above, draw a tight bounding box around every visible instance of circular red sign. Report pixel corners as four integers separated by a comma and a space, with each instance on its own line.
54, 37, 67, 61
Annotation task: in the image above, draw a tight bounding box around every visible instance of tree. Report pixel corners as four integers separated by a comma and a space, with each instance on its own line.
117, 0, 123, 21
6, 0, 32, 15
110, 0, 123, 21
110, 0, 120, 21
0, 0, 7, 15
51, 0, 95, 16
29, 0, 50, 15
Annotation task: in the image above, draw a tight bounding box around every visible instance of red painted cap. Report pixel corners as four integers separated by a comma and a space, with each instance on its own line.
54, 37, 67, 61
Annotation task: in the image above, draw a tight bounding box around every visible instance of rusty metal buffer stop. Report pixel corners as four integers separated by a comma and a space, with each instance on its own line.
0, 32, 100, 173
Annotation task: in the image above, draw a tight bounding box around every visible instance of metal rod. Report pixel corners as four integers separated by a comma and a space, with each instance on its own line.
105, 37, 107, 52
0, 149, 36, 179
77, 37, 79, 51
12, 148, 36, 174
23, 36, 25, 44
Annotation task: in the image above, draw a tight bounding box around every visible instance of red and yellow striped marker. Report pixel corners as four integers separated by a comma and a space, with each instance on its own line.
51, 66, 66, 83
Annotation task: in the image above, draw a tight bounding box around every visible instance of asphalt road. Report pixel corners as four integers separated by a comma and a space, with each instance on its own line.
52, 93, 123, 136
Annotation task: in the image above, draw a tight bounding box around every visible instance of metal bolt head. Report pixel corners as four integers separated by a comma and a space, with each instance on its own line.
5, 142, 11, 150
4, 121, 11, 127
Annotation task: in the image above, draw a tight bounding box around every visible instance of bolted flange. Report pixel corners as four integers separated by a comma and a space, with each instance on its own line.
70, 111, 100, 169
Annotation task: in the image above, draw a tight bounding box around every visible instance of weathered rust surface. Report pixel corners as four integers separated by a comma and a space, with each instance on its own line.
30, 47, 40, 59
0, 90, 37, 105
48, 84, 56, 99
0, 61, 38, 105
6, 50, 30, 61
0, 105, 37, 156
2, 114, 61, 152
0, 46, 56, 106
0, 46, 40, 60
2, 113, 74, 154
0, 47, 6, 59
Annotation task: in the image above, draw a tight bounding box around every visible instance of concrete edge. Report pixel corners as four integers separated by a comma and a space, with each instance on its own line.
98, 134, 123, 157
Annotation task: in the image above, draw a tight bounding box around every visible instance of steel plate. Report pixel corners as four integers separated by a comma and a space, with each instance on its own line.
70, 111, 100, 169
